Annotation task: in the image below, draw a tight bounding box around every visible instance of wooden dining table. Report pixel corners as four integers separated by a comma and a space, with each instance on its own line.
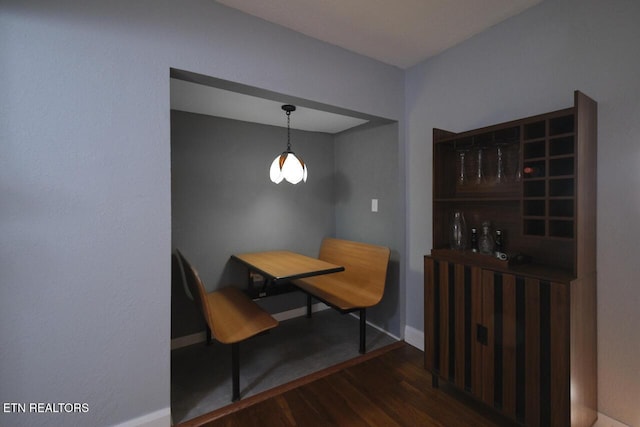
231, 250, 344, 298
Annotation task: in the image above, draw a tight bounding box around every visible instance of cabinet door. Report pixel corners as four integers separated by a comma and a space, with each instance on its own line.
478, 270, 569, 426
424, 258, 507, 403
424, 257, 481, 393
479, 270, 522, 419
474, 269, 518, 409
479, 271, 570, 426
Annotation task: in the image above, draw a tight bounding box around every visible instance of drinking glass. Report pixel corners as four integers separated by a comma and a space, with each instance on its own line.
475, 148, 484, 185
457, 150, 467, 186
495, 145, 505, 184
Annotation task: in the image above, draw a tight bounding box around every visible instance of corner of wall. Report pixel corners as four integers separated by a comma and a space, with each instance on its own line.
403, 325, 424, 351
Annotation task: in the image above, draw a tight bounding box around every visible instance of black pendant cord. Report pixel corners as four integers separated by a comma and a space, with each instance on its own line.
282, 104, 296, 153
286, 110, 291, 152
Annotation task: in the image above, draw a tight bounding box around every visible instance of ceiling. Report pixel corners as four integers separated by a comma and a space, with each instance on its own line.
216, 0, 542, 69
170, 79, 369, 133
172, 0, 542, 133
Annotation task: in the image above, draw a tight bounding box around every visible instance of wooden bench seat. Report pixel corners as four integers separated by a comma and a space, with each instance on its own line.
174, 249, 278, 401
292, 237, 390, 354
205, 287, 279, 344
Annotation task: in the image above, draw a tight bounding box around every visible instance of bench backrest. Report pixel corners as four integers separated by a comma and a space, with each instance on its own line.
174, 249, 213, 331
318, 237, 390, 301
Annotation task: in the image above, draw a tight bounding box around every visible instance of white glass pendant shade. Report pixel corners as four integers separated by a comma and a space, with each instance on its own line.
269, 154, 284, 184
270, 104, 307, 184
269, 151, 307, 184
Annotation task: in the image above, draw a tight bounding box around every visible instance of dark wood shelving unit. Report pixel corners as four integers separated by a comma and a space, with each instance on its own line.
424, 91, 597, 426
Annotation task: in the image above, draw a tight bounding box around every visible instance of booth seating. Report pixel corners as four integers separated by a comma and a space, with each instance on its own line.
292, 238, 390, 354
174, 249, 278, 402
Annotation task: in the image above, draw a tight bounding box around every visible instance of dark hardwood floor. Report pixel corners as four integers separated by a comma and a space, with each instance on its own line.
177, 341, 518, 427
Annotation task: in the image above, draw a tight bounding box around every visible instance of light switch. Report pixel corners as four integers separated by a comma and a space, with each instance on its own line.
371, 198, 378, 212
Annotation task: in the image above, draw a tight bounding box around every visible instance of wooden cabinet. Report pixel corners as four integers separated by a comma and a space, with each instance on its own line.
424, 91, 597, 426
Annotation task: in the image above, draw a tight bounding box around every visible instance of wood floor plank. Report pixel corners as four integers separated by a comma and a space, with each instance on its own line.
300, 377, 371, 426
329, 374, 402, 426
343, 372, 444, 426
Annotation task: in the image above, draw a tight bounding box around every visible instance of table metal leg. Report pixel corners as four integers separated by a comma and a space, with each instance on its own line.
231, 343, 240, 401
359, 308, 366, 354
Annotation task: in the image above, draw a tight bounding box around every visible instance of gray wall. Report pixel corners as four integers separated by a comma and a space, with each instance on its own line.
405, 0, 640, 424
334, 123, 402, 337
171, 113, 402, 340
171, 111, 335, 337
0, 1, 404, 426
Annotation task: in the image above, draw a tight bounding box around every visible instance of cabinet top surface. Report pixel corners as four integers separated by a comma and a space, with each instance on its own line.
425, 250, 575, 283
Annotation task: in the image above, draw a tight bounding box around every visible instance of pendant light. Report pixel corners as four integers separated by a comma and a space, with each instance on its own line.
269, 104, 308, 184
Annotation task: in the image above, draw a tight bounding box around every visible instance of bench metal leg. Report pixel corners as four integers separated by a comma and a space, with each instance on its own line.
231, 342, 240, 402
206, 326, 212, 346
359, 308, 366, 354
306, 294, 313, 318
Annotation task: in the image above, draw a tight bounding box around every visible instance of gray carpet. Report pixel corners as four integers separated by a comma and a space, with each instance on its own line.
171, 309, 398, 424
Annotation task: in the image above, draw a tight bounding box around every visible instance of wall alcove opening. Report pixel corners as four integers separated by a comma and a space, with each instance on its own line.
168, 68, 403, 421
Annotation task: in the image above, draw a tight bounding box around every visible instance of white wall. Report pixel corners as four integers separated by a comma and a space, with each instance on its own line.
0, 1, 403, 426
405, 0, 640, 425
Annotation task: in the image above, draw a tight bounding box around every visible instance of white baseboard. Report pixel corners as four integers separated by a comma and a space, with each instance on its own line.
403, 324, 424, 350
345, 311, 402, 341
594, 413, 630, 427
273, 302, 330, 322
113, 407, 171, 427
170, 331, 207, 350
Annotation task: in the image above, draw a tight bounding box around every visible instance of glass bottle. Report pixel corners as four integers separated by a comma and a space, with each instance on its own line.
495, 229, 504, 254
470, 228, 479, 253
478, 221, 494, 255
449, 211, 467, 251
